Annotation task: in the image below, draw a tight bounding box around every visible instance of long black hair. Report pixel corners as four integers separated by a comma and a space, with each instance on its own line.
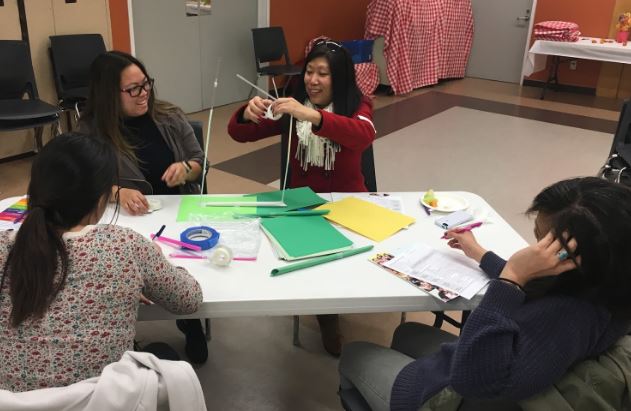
292, 41, 363, 117
2, 133, 118, 327
527, 177, 631, 318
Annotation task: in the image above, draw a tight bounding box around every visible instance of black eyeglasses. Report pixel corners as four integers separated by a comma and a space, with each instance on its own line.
121, 78, 154, 97
313, 39, 342, 51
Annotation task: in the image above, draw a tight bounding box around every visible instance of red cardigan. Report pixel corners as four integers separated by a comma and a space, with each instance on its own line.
227, 98, 375, 193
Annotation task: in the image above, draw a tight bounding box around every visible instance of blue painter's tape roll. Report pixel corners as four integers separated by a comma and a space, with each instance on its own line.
180, 226, 220, 250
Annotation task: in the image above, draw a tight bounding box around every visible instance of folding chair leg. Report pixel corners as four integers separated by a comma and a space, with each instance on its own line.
34, 127, 44, 152
48, 123, 56, 143
204, 318, 211, 342
65, 111, 72, 132
432, 312, 444, 328
400, 312, 406, 324
292, 315, 301, 346
282, 75, 293, 96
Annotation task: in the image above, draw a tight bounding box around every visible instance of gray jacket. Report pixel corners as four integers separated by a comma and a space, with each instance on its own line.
419, 336, 631, 410
80, 110, 207, 195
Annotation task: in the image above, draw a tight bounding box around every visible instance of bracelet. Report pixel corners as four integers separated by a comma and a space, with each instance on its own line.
181, 160, 192, 173
497, 277, 525, 292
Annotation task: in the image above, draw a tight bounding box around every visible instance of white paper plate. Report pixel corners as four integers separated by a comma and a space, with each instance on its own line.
420, 193, 469, 212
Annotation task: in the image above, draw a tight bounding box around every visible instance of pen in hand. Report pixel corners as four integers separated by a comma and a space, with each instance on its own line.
441, 222, 482, 239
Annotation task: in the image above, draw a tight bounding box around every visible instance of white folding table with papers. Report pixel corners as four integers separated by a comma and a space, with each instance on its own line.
0, 192, 529, 321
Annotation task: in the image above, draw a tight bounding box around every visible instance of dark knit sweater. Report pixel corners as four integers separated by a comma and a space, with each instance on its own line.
391, 252, 630, 411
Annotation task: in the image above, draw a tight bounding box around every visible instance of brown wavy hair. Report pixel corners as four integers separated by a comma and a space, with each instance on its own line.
82, 51, 181, 160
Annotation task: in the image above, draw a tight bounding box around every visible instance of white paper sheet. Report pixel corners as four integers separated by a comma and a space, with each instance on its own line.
383, 242, 489, 299
0, 221, 21, 231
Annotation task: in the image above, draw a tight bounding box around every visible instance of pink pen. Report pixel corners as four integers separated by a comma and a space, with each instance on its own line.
169, 253, 206, 259
169, 253, 256, 261
150, 233, 202, 251
441, 221, 483, 239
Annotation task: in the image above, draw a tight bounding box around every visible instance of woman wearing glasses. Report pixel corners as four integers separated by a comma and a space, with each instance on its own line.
228, 40, 376, 356
81, 51, 205, 216
80, 51, 208, 365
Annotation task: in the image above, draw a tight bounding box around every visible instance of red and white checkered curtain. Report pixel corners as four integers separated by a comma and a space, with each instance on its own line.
365, 0, 474, 95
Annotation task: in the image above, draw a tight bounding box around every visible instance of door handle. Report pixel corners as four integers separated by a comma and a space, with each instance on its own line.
517, 9, 531, 22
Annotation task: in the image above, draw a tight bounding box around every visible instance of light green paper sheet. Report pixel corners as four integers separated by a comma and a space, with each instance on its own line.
176, 187, 328, 222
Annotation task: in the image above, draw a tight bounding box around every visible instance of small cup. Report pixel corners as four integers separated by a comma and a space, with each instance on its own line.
147, 198, 162, 213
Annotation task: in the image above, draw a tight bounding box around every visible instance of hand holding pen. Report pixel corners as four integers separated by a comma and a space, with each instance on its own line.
443, 226, 488, 264
440, 221, 482, 239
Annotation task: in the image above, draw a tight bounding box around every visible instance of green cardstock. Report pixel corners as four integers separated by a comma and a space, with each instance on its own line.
261, 215, 353, 260
176, 187, 328, 222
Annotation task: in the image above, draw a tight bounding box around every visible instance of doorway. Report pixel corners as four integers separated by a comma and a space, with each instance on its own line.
466, 0, 536, 84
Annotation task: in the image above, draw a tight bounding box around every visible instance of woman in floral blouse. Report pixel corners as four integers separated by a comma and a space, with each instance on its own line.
0, 133, 202, 392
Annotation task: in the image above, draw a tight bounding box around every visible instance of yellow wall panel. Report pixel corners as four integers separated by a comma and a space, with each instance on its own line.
51, 0, 112, 48
597, 0, 631, 96
0, 0, 113, 159
0, 1, 41, 158
0, 0, 21, 39
597, 62, 623, 98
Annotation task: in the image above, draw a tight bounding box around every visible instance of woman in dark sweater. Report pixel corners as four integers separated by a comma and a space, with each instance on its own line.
80, 51, 206, 215
80, 51, 208, 364
339, 177, 631, 410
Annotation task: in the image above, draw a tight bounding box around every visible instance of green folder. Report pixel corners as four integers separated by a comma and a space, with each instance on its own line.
260, 216, 354, 261
176, 187, 328, 221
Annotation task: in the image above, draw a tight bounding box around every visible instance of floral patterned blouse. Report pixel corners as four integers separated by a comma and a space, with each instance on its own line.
0, 225, 203, 392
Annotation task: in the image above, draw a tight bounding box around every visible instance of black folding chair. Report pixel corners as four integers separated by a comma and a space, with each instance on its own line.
598, 99, 631, 184
49, 34, 106, 129
0, 40, 61, 151
251, 27, 302, 98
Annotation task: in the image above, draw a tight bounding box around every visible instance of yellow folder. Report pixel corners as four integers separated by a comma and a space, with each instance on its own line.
316, 197, 415, 242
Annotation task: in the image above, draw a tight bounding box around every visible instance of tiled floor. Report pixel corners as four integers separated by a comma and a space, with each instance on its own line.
0, 78, 621, 410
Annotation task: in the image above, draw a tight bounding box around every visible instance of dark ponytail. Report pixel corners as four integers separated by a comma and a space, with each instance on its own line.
2, 133, 118, 327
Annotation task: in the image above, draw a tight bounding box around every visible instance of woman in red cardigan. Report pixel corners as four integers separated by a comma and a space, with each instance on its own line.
228, 40, 376, 355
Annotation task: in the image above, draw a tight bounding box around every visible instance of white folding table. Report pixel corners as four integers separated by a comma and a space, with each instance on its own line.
0, 192, 528, 321
524, 37, 631, 99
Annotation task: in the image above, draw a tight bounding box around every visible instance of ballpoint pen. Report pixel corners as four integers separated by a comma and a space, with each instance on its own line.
150, 231, 202, 251
441, 221, 483, 239
152, 224, 166, 241
421, 204, 431, 216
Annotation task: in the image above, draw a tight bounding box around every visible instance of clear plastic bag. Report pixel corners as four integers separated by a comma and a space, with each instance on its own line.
187, 215, 262, 260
